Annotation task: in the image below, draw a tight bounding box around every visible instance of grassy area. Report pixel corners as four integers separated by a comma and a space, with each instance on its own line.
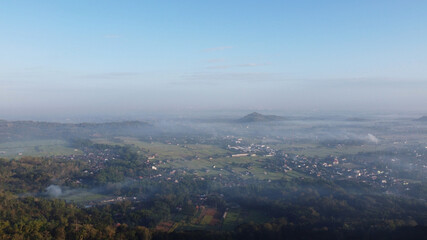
173, 207, 222, 231
0, 139, 82, 158
222, 209, 272, 231
91, 137, 308, 181
274, 142, 387, 158
156, 154, 306, 181
92, 137, 230, 161
222, 211, 239, 231
59, 191, 107, 204
200, 215, 213, 225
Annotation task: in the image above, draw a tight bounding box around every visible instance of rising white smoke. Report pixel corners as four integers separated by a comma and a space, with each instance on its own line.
367, 133, 379, 144
46, 185, 62, 197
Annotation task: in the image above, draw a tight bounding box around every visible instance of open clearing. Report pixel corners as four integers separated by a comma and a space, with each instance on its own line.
0, 139, 82, 158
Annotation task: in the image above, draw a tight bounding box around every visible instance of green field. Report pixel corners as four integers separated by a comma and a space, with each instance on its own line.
222, 209, 272, 231
0, 137, 309, 182
92, 137, 231, 160
0, 137, 310, 182
274, 142, 387, 158
175, 207, 222, 231
93, 137, 309, 181
0, 139, 82, 158
59, 191, 108, 204
200, 215, 213, 225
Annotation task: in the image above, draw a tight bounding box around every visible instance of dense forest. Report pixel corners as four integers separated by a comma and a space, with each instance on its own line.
1, 190, 427, 239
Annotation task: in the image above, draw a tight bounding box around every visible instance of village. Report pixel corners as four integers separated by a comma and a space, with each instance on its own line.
41, 133, 427, 202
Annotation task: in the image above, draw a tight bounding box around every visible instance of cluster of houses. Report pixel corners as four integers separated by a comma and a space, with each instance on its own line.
220, 136, 426, 194
226, 136, 276, 157
52, 147, 121, 177
274, 151, 423, 193
57, 135, 425, 200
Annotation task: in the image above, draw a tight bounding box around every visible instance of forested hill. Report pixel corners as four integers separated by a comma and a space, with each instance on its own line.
0, 120, 150, 142
237, 112, 287, 123
415, 116, 427, 122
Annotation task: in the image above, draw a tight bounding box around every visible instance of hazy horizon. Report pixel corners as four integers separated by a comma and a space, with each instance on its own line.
1, 1, 427, 119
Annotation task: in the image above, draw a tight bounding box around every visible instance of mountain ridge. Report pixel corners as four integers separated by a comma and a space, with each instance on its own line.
237, 112, 287, 123
415, 116, 427, 122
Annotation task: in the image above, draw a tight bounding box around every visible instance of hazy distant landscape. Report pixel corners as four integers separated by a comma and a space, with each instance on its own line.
1, 112, 427, 239
2, 1, 427, 239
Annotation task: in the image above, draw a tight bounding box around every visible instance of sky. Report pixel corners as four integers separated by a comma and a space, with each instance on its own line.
1, 1, 427, 119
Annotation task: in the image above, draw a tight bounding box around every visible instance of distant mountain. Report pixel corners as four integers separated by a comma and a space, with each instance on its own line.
75, 121, 149, 129
0, 120, 150, 142
238, 112, 286, 123
414, 116, 427, 122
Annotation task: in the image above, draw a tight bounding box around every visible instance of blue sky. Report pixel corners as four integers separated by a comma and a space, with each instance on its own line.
1, 1, 427, 118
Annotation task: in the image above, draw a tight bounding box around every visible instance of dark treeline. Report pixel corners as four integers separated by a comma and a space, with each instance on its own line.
1, 192, 426, 240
